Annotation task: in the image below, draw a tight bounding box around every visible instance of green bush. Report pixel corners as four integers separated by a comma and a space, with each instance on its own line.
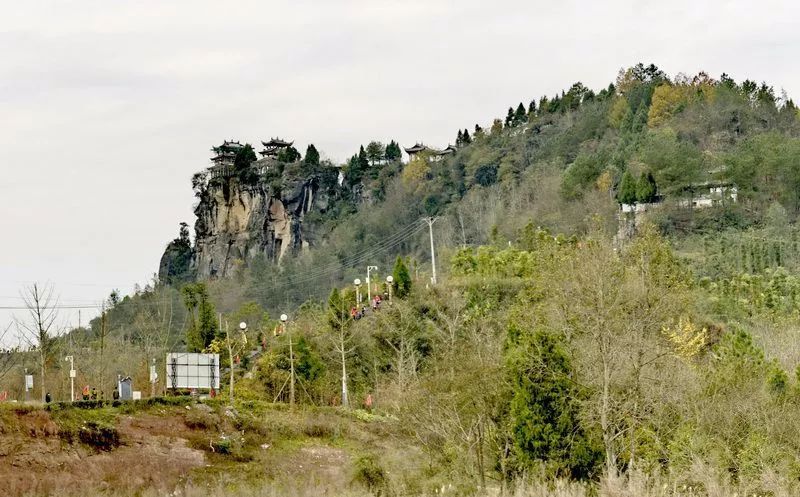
352, 455, 387, 496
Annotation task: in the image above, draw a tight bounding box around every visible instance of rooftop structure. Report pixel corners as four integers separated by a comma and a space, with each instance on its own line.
260, 137, 294, 158
210, 140, 244, 167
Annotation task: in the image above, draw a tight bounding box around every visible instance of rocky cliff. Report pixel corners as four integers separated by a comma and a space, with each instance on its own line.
160, 157, 333, 281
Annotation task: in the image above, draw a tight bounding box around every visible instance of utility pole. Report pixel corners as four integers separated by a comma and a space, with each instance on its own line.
225, 320, 234, 403
64, 355, 75, 402
425, 217, 438, 285
281, 314, 295, 406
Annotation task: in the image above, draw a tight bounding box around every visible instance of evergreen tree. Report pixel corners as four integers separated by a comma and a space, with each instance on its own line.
514, 102, 527, 125
233, 144, 257, 170
277, 146, 301, 163
392, 256, 412, 298
462, 129, 472, 144
385, 140, 401, 161
507, 327, 602, 479
456, 129, 464, 147
631, 102, 649, 133
304, 144, 320, 167
528, 99, 537, 115
505, 107, 515, 127
365, 141, 385, 166
617, 170, 638, 205
539, 96, 549, 113
635, 171, 658, 203
182, 283, 218, 352
474, 124, 484, 138
358, 145, 369, 171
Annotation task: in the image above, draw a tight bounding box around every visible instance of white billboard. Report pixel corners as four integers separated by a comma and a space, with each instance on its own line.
166, 353, 220, 389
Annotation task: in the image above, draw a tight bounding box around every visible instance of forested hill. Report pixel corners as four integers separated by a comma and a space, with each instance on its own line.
158, 62, 799, 296
127, 62, 800, 342
35, 65, 800, 496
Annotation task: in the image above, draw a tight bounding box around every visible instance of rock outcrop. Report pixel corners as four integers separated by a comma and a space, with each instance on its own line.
160, 157, 331, 281
192, 173, 319, 278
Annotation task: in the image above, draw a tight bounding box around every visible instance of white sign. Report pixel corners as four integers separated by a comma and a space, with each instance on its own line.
132, 391, 142, 400
24, 375, 33, 390
69, 370, 76, 378
165, 353, 220, 389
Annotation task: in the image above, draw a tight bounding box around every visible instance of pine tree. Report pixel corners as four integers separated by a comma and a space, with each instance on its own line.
514, 102, 527, 125
507, 327, 602, 479
358, 145, 369, 171
304, 144, 320, 167
528, 99, 537, 115
631, 102, 649, 133
385, 140, 401, 161
635, 171, 657, 203
617, 170, 638, 205
474, 124, 484, 137
456, 129, 464, 147
365, 141, 385, 166
392, 256, 412, 298
462, 129, 472, 144
505, 107, 515, 127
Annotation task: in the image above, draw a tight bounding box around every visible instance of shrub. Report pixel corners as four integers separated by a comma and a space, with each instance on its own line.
352, 455, 387, 496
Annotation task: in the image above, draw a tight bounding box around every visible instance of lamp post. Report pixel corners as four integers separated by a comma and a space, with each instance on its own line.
64, 356, 75, 402
280, 314, 295, 406
354, 278, 362, 305
386, 275, 394, 303
366, 266, 378, 302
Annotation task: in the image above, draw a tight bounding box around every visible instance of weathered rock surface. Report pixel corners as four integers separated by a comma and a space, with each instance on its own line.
191, 166, 320, 279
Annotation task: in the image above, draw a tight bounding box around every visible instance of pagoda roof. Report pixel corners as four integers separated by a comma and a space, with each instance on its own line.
404, 143, 428, 154
217, 140, 244, 149
261, 138, 293, 147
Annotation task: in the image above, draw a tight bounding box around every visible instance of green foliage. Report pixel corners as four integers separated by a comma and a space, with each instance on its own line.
391, 257, 412, 298
365, 141, 385, 165
303, 144, 320, 167
276, 146, 301, 163
160, 222, 194, 285
182, 283, 219, 352
617, 170, 637, 204
507, 326, 602, 479
352, 455, 387, 495
474, 164, 498, 187
384, 140, 401, 161
636, 171, 658, 203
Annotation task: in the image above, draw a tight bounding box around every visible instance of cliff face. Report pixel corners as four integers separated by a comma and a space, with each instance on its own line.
191, 172, 321, 278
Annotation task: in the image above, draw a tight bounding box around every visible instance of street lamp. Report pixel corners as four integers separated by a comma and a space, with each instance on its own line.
386, 275, 394, 303
64, 356, 75, 402
354, 278, 362, 305
280, 314, 295, 406
366, 266, 378, 302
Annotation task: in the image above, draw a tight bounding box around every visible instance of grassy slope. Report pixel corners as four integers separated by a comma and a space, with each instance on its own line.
0, 398, 422, 497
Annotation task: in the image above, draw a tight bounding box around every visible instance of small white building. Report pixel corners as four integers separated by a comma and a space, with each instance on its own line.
678, 182, 738, 208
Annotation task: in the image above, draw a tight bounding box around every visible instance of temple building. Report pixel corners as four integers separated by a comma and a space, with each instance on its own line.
260, 138, 294, 158
208, 140, 245, 178
404, 143, 458, 162
404, 143, 428, 161
210, 140, 244, 167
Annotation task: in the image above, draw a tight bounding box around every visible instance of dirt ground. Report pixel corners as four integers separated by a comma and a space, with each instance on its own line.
0, 409, 206, 496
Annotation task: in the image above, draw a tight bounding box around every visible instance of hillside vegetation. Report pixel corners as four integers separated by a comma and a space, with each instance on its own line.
8, 64, 800, 496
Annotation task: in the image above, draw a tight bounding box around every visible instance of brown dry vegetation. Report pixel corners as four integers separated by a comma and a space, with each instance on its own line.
0, 399, 427, 497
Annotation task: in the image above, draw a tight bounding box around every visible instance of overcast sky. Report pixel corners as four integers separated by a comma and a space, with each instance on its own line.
1, 0, 798, 339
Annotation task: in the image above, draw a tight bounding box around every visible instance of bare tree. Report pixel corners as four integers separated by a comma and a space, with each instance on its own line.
16, 283, 61, 402
0, 324, 20, 384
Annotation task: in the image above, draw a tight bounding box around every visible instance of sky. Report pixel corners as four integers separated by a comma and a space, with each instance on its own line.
1, 0, 799, 340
